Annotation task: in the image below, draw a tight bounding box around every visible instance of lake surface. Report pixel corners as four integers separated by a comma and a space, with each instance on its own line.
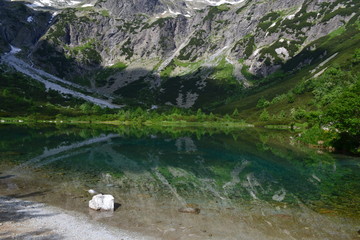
0, 124, 359, 239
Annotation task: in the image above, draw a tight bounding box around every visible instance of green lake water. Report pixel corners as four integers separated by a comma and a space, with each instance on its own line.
0, 124, 359, 239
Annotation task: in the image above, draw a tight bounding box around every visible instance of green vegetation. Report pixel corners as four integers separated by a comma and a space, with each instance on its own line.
178, 30, 207, 61
100, 10, 110, 17
2, 105, 252, 129
236, 1, 249, 14
144, 17, 172, 29
64, 39, 102, 65
216, 17, 360, 155
1, 0, 359, 157
0, 65, 89, 118
212, 57, 237, 84
120, 38, 134, 60
160, 60, 176, 78
0, 64, 250, 128
321, 3, 359, 23
204, 4, 230, 21
94, 62, 127, 87
256, 51, 359, 154
232, 34, 255, 58
257, 12, 281, 31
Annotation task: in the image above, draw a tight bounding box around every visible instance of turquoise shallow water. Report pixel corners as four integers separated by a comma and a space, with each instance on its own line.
0, 124, 359, 239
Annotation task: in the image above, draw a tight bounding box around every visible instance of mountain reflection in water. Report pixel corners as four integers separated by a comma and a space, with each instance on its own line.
0, 124, 359, 240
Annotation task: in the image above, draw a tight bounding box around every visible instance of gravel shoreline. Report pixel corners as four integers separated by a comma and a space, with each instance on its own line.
0, 196, 154, 240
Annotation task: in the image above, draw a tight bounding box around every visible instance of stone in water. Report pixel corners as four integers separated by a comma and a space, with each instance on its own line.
178, 207, 200, 214
89, 194, 114, 211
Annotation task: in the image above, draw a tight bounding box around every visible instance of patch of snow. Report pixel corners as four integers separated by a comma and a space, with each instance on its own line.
252, 48, 260, 57
202, 0, 244, 6
69, 0, 82, 5
286, 14, 295, 20
284, 5, 302, 20
48, 12, 59, 24
39, 0, 52, 6
279, 38, 285, 43
150, 105, 158, 110
9, 45, 21, 54
81, 3, 94, 7
168, 8, 181, 15
27, 16, 34, 23
25, 1, 44, 8
269, 22, 276, 28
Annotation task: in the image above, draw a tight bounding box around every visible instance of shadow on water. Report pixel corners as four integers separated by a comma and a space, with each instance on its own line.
6, 190, 49, 199
0, 175, 14, 180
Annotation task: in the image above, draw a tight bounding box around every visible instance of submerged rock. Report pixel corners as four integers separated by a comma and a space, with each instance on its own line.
178, 207, 200, 214
87, 189, 98, 195
89, 194, 114, 211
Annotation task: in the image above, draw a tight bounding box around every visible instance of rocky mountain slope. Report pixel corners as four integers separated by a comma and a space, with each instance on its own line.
1, 0, 359, 109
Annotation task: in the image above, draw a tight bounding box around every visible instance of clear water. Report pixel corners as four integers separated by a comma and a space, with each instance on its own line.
0, 124, 359, 239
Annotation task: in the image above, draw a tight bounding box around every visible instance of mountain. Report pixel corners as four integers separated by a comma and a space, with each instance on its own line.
0, 0, 359, 153
0, 0, 359, 111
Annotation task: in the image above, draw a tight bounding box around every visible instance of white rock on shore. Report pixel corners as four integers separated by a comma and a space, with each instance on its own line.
0, 196, 153, 240
89, 194, 114, 211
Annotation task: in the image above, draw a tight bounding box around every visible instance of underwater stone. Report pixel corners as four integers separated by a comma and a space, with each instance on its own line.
178, 207, 200, 214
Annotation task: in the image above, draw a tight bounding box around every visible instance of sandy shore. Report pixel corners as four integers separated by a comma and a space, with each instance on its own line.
0, 196, 154, 240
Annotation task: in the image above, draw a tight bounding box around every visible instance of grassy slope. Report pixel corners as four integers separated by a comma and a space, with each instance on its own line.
215, 18, 360, 122
0, 65, 88, 118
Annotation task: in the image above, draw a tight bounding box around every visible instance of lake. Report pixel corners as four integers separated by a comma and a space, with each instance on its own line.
0, 124, 359, 239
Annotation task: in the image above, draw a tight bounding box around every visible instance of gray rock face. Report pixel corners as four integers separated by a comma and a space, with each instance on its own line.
1, 0, 358, 107
0, 0, 52, 54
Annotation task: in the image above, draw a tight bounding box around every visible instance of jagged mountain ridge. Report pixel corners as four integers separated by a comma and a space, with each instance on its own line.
1, 0, 359, 108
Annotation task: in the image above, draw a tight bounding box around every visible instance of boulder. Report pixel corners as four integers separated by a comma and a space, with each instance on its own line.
178, 207, 200, 214
89, 194, 114, 211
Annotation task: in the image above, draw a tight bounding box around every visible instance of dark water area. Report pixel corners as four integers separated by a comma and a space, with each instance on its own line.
0, 124, 359, 239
